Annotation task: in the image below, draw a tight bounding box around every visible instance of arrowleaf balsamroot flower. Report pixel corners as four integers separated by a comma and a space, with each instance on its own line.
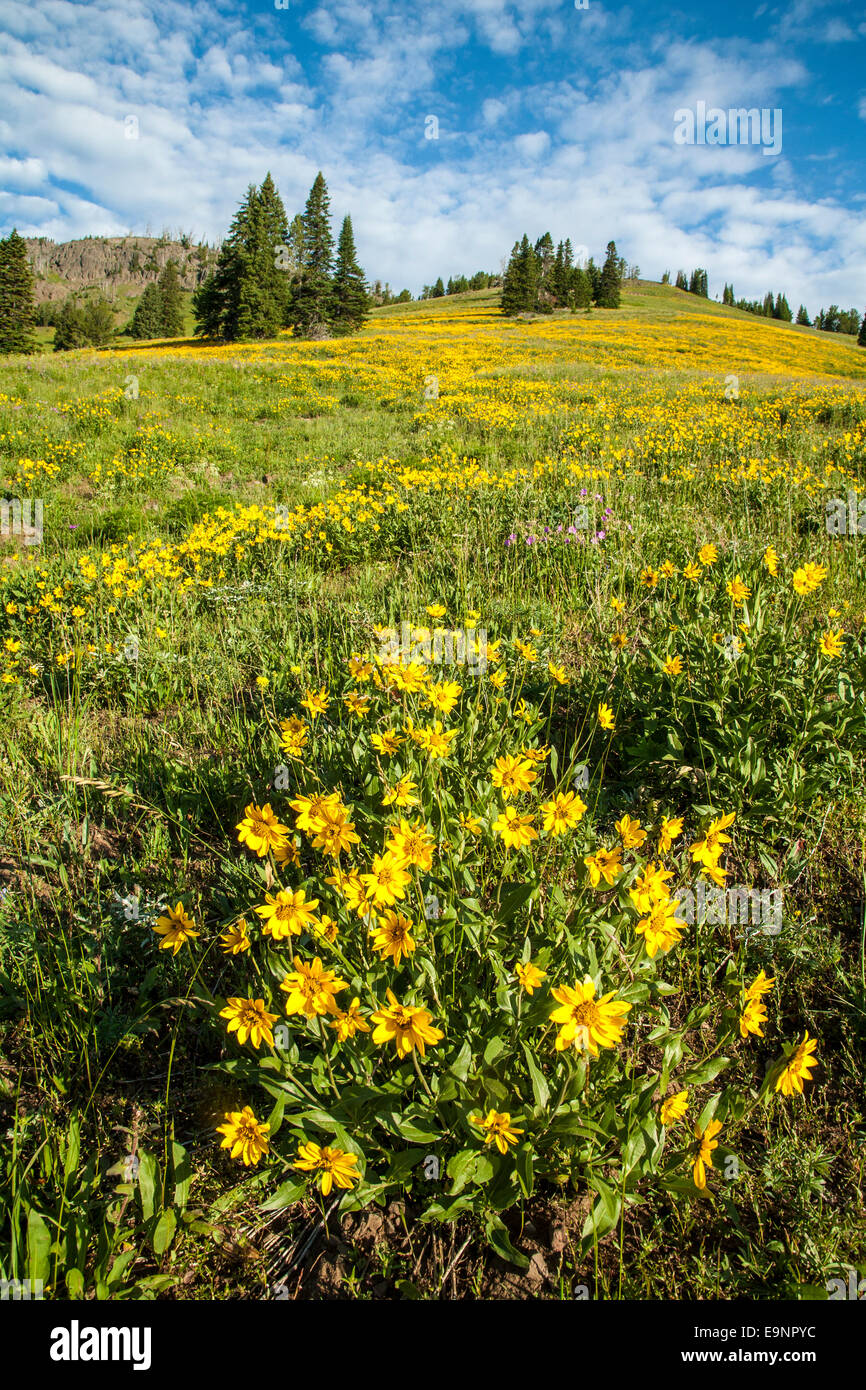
689, 812, 735, 868
300, 687, 330, 718
371, 729, 404, 756
583, 845, 623, 888
515, 960, 546, 994
370, 910, 416, 966
255, 887, 320, 940
541, 790, 586, 836
471, 1110, 525, 1155
773, 1032, 819, 1096
726, 575, 751, 606
219, 997, 278, 1050
220, 919, 251, 955
746, 969, 776, 1000
549, 975, 631, 1057
491, 753, 537, 799
361, 851, 412, 907
280, 956, 348, 1019
740, 995, 768, 1039
330, 997, 370, 1042
294, 1141, 359, 1195
153, 903, 200, 955
635, 897, 687, 958
370, 989, 444, 1058
819, 628, 844, 659
658, 816, 684, 855
660, 1090, 689, 1127
236, 802, 290, 858
615, 814, 647, 849
385, 817, 436, 871
492, 805, 538, 849
597, 702, 615, 731
216, 1107, 270, 1167
693, 1119, 722, 1189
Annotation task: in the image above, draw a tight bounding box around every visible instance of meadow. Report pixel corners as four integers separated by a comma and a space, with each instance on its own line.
1, 281, 865, 1301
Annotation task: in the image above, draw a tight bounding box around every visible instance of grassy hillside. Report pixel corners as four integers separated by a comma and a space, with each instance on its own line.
0, 289, 864, 1301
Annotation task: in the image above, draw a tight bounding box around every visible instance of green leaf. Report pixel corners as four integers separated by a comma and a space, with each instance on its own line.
151, 1208, 177, 1257
172, 1141, 191, 1211
265, 1095, 286, 1138
137, 1150, 157, 1223
521, 1041, 550, 1110
26, 1209, 51, 1286
260, 1179, 307, 1212
680, 1056, 730, 1087
516, 1145, 535, 1199
484, 1213, 529, 1269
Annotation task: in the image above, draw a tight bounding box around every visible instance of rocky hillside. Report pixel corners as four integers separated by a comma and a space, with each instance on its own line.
25, 236, 219, 303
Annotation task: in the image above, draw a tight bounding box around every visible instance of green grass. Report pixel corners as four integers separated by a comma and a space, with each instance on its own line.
0, 289, 864, 1301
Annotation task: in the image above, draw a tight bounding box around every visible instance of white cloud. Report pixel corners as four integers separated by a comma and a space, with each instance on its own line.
514, 131, 550, 158
0, 0, 861, 317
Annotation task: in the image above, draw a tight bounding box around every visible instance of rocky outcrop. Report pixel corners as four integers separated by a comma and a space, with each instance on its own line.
24, 236, 219, 303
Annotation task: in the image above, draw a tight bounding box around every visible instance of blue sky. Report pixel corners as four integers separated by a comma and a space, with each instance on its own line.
1, 0, 864, 314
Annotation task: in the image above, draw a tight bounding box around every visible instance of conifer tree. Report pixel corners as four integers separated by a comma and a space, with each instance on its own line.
570, 265, 592, 308
156, 258, 184, 336
0, 229, 36, 354
500, 241, 523, 315
675, 269, 688, 290
82, 295, 115, 347
131, 282, 164, 339
796, 304, 811, 326
53, 296, 88, 351
331, 215, 369, 336
597, 240, 622, 307
858, 308, 866, 347
289, 172, 335, 337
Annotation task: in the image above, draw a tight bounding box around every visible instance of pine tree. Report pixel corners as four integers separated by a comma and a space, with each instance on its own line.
331, 215, 368, 336
156, 259, 184, 337
53, 296, 89, 351
244, 172, 289, 338
82, 296, 115, 347
193, 176, 290, 340
500, 241, 524, 315
534, 233, 555, 305
0, 229, 36, 354
597, 240, 622, 308
500, 236, 538, 315
661, 270, 671, 285
858, 309, 866, 347
432, 277, 445, 297
194, 183, 258, 340
289, 172, 335, 337
131, 283, 164, 339
796, 304, 811, 326
675, 269, 688, 290
570, 265, 592, 308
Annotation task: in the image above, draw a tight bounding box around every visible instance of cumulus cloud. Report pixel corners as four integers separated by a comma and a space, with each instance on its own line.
0, 0, 862, 314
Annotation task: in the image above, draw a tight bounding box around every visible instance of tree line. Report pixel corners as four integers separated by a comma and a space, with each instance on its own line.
193, 172, 368, 341
420, 271, 501, 299
500, 235, 625, 315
